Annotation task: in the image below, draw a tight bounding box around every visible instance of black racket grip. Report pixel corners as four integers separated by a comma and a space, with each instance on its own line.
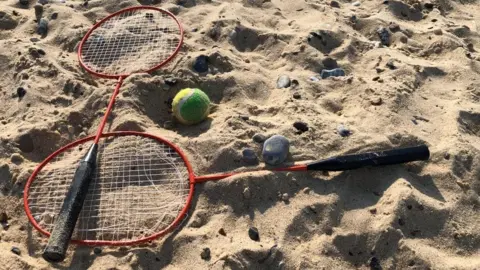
306, 145, 430, 171
42, 144, 98, 263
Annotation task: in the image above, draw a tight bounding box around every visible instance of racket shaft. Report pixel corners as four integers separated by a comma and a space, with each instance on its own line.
43, 144, 98, 262
306, 145, 430, 171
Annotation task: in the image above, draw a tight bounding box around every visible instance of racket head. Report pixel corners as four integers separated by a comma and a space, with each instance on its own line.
23, 132, 195, 246
78, 6, 184, 79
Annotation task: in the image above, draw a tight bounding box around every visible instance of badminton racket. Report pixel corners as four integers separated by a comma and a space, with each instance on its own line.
30, 6, 183, 262
24, 132, 430, 259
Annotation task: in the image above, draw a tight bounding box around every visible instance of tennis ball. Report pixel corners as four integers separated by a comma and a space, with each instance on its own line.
172, 88, 211, 125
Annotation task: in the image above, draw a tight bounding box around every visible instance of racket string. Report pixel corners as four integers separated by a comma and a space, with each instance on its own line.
27, 135, 190, 242
81, 9, 181, 75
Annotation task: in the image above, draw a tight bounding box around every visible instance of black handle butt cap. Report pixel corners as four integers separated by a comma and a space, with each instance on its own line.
43, 246, 66, 263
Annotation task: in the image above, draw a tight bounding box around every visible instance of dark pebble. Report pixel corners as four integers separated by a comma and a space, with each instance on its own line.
248, 227, 260, 241
337, 124, 351, 137
293, 92, 301, 99
11, 247, 21, 255
0, 212, 7, 223
37, 18, 49, 35
372, 76, 380, 81
51, 12, 58, 20
164, 78, 177, 86
424, 2, 434, 8
191, 28, 198, 32
242, 148, 258, 165
377, 27, 390, 46
240, 115, 249, 121
34, 4, 44, 20
375, 68, 385, 73
386, 59, 397, 70
322, 57, 338, 69
17, 87, 26, 98
369, 256, 382, 270
262, 135, 290, 165
93, 247, 102, 255
193, 55, 209, 73
444, 152, 450, 160
398, 218, 405, 226
330, 0, 340, 8
200, 247, 211, 260
389, 23, 400, 32
2, 221, 10, 230
19, 0, 29, 5
293, 121, 308, 133
291, 79, 299, 88
252, 133, 267, 143
218, 228, 226, 236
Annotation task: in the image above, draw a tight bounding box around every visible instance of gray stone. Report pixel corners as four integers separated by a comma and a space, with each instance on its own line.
242, 148, 258, 165
262, 135, 289, 165
276, 75, 291, 88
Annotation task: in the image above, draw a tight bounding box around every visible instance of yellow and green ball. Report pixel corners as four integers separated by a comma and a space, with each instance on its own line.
172, 88, 211, 125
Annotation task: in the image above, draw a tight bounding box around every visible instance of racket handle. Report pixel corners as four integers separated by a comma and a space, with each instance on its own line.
42, 144, 98, 263
306, 145, 430, 171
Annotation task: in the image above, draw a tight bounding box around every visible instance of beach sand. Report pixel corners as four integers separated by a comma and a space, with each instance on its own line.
0, 0, 479, 269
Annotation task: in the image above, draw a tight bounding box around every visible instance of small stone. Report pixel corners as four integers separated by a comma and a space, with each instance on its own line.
281, 193, 289, 201
51, 12, 58, 20
293, 121, 308, 133
0, 212, 7, 223
30, 38, 40, 43
200, 247, 211, 260
242, 148, 258, 165
291, 79, 299, 89
330, 0, 340, 8
399, 35, 408, 43
372, 76, 380, 81
389, 23, 400, 32
37, 18, 49, 36
240, 115, 249, 121
243, 187, 251, 199
193, 55, 208, 73
303, 187, 311, 194
369, 256, 382, 270
369, 208, 377, 214
370, 97, 382, 105
424, 2, 434, 9
293, 92, 301, 99
34, 4, 44, 21
321, 68, 345, 79
164, 78, 177, 86
322, 57, 338, 69
352, 1, 360, 6
377, 27, 390, 46
218, 228, 226, 236
262, 135, 290, 165
11, 247, 21, 256
277, 75, 291, 89
467, 43, 475, 52
252, 133, 267, 143
337, 124, 351, 137
375, 68, 385, 73
248, 227, 260, 241
93, 247, 102, 255
17, 87, 26, 98
386, 60, 396, 70
19, 0, 29, 5
433, 29, 442, 35
10, 153, 24, 164
444, 152, 450, 160
310, 76, 320, 82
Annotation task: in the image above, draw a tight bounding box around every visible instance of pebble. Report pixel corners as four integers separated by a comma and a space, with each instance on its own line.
10, 153, 24, 164
444, 152, 450, 160
200, 247, 211, 260
193, 55, 209, 73
34, 4, 43, 21
322, 57, 338, 70
37, 18, 49, 36
51, 12, 58, 20
0, 212, 7, 223
30, 38, 40, 43
164, 78, 177, 86
370, 97, 382, 105
293, 92, 301, 99
17, 87, 26, 98
433, 29, 442, 35
242, 148, 258, 165
93, 247, 102, 255
291, 79, 299, 89
377, 27, 390, 46
248, 227, 260, 241
276, 75, 291, 88
386, 59, 397, 70
337, 124, 351, 137
218, 228, 226, 236
303, 187, 311, 194
389, 23, 400, 32
252, 133, 267, 143
321, 68, 345, 79
352, 1, 360, 6
309, 76, 320, 82
330, 0, 340, 8
240, 115, 249, 121
243, 187, 251, 199
19, 0, 28, 5
293, 121, 309, 133
262, 135, 290, 166
369, 256, 382, 270
11, 247, 21, 256
281, 193, 289, 202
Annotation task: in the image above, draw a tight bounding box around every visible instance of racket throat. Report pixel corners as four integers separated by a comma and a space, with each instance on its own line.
83, 144, 99, 163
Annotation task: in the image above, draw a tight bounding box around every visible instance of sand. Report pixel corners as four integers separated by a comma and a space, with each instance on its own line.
0, 0, 479, 269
